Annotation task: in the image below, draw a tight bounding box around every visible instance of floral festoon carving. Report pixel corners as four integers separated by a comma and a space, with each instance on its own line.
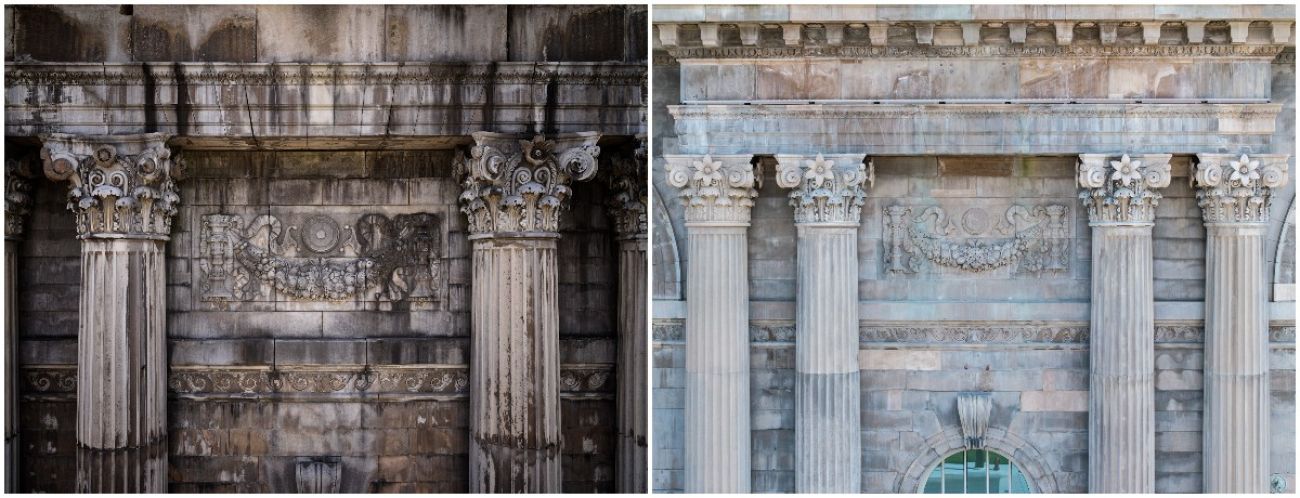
40, 133, 182, 240
606, 136, 647, 239
1192, 153, 1290, 224
457, 132, 601, 235
1077, 153, 1171, 224
5, 155, 34, 240
774, 153, 872, 224
664, 154, 760, 224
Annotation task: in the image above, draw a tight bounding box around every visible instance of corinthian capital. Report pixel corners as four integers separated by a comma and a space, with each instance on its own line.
1192, 153, 1290, 224
774, 153, 872, 225
5, 154, 35, 240
1077, 153, 1172, 225
40, 133, 182, 240
457, 131, 601, 236
663, 154, 760, 225
606, 135, 647, 239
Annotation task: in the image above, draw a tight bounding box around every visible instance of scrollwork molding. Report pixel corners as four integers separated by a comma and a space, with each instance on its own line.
457, 132, 601, 236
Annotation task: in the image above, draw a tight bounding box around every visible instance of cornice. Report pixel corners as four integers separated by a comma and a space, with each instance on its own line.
666, 43, 1289, 60
668, 103, 1285, 120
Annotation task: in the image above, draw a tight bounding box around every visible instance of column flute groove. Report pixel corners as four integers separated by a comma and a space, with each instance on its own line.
775, 154, 871, 493
41, 133, 181, 493
1194, 153, 1288, 493
1078, 153, 1170, 493
458, 131, 601, 492
4, 155, 34, 493
607, 138, 648, 492
666, 154, 759, 493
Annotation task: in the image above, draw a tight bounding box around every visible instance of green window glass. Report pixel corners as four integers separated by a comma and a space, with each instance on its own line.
919, 449, 1032, 494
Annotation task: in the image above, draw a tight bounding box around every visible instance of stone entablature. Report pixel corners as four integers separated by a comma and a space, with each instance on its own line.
40, 133, 182, 240
663, 154, 761, 225
4, 62, 646, 140
1077, 153, 1172, 225
1193, 153, 1290, 224
773, 154, 872, 224
457, 132, 601, 237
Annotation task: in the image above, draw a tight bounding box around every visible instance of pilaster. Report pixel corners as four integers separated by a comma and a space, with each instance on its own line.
1193, 153, 1290, 493
608, 137, 648, 493
664, 154, 759, 493
774, 154, 871, 493
4, 154, 34, 494
458, 131, 600, 492
1077, 153, 1171, 493
41, 132, 180, 493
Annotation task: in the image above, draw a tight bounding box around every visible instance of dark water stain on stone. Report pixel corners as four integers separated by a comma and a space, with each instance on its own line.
174, 62, 191, 136
299, 6, 340, 58
198, 16, 257, 62
541, 6, 627, 62
130, 18, 191, 61
14, 6, 105, 62
142, 63, 157, 132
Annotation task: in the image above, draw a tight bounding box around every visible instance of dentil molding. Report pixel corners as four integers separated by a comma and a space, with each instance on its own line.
1192, 153, 1290, 224
40, 133, 183, 240
1077, 153, 1172, 225
457, 132, 601, 236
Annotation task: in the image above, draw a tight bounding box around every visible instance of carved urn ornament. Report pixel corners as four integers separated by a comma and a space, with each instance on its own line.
664, 154, 760, 224
39, 133, 182, 240
1192, 153, 1290, 224
1077, 153, 1172, 224
457, 131, 601, 236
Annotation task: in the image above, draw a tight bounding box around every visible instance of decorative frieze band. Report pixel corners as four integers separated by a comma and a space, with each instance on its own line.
774, 154, 872, 224
606, 136, 648, 238
1077, 153, 1172, 225
664, 43, 1290, 60
4, 155, 34, 240
1192, 153, 1290, 224
40, 133, 183, 240
457, 132, 601, 236
663, 154, 761, 225
652, 321, 1298, 345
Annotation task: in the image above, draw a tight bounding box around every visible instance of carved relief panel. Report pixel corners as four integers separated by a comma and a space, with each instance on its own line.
198, 211, 447, 306
883, 203, 1071, 278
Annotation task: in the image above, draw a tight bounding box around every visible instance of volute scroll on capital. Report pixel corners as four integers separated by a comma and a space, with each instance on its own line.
663, 154, 760, 225
1077, 153, 1172, 225
456, 131, 602, 237
39, 132, 183, 240
1192, 153, 1290, 224
605, 135, 648, 239
774, 153, 873, 225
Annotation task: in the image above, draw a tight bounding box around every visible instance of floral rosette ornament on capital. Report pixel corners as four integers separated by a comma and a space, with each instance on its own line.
458, 132, 601, 235
1192, 153, 1290, 224
1076, 153, 1172, 224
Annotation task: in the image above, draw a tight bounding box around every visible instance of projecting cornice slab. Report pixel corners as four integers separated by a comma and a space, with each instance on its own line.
4, 62, 646, 148
667, 103, 1283, 156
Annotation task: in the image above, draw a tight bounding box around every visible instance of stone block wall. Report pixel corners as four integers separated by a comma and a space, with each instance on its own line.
13, 148, 621, 492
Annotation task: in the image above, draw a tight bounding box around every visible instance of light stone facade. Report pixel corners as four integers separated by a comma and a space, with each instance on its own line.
5, 5, 646, 493
652, 4, 1296, 494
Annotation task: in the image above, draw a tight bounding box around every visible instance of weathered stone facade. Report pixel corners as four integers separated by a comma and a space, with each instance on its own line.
652, 5, 1296, 494
5, 5, 646, 493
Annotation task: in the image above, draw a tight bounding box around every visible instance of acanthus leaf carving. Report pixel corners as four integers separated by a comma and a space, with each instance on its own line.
198, 212, 444, 303
457, 131, 601, 235
774, 153, 872, 224
884, 203, 1071, 275
1192, 153, 1290, 224
5, 153, 34, 240
1077, 153, 1171, 224
605, 136, 648, 238
40, 133, 182, 240
663, 154, 760, 224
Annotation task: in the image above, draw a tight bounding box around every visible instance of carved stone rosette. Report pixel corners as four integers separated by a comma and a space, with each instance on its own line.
1192, 153, 1290, 224
40, 133, 181, 240
774, 153, 872, 225
458, 131, 601, 237
663, 154, 760, 225
606, 136, 648, 239
1077, 153, 1172, 225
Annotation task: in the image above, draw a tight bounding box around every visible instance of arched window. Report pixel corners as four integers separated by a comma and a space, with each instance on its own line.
920, 449, 1032, 493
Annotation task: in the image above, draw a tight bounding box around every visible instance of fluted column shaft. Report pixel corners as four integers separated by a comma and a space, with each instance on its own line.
459, 132, 601, 492
1202, 225, 1269, 492
665, 154, 759, 493
616, 236, 648, 493
76, 239, 169, 493
683, 225, 751, 492
468, 236, 562, 492
794, 225, 862, 492
1078, 153, 1170, 493
774, 153, 870, 492
1087, 225, 1155, 492
1192, 153, 1288, 493
41, 133, 179, 493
